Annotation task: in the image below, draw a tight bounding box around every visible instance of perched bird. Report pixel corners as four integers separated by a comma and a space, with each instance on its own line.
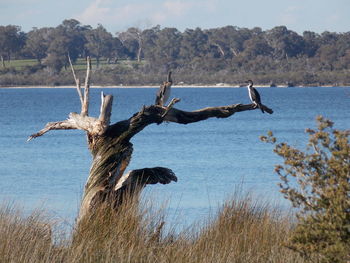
155, 71, 172, 106
246, 80, 264, 113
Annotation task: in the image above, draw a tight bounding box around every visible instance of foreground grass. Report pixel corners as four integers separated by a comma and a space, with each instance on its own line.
0, 195, 306, 263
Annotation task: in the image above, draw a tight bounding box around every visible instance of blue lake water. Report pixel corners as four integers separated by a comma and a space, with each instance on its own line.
0, 86, 349, 229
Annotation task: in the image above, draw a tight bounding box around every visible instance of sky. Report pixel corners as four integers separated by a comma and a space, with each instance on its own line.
1, 0, 349, 34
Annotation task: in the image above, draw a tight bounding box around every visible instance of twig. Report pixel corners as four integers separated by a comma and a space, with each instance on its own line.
68, 54, 83, 105
161, 98, 181, 118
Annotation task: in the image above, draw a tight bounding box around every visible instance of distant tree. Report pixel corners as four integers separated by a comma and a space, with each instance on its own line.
319, 31, 339, 45
111, 37, 127, 61
179, 28, 209, 61
316, 44, 338, 71
118, 27, 143, 62
151, 27, 182, 70
4, 21, 350, 85
85, 24, 114, 67
302, 31, 320, 57
242, 36, 273, 59
43, 27, 70, 73
212, 26, 253, 56
25, 27, 51, 64
0, 25, 25, 67
44, 19, 88, 73
334, 33, 350, 58
44, 53, 65, 74
338, 49, 350, 70
206, 26, 256, 71
207, 27, 232, 59
266, 26, 305, 60
141, 25, 160, 62
261, 116, 350, 263
60, 19, 89, 60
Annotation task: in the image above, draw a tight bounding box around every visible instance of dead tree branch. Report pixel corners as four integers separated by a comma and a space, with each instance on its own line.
28, 59, 274, 223
68, 54, 83, 105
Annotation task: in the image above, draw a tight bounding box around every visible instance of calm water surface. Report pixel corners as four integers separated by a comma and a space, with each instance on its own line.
0, 87, 349, 228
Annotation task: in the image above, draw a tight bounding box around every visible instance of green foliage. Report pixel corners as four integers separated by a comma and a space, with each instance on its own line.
261, 116, 350, 262
0, 25, 25, 66
2, 20, 350, 85
24, 27, 51, 64
85, 24, 117, 67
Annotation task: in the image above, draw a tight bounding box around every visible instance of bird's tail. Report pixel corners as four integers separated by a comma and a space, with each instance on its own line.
258, 103, 265, 113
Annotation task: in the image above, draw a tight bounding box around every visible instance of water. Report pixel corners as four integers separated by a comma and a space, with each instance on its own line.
0, 86, 349, 228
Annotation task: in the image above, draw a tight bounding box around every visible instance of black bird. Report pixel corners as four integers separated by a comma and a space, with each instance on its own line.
155, 71, 172, 106
246, 80, 264, 113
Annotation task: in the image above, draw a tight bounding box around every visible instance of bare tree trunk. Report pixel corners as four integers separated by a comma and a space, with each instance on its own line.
1, 55, 5, 68
28, 57, 273, 224
230, 47, 239, 57
96, 57, 100, 68
137, 46, 142, 63
212, 43, 225, 57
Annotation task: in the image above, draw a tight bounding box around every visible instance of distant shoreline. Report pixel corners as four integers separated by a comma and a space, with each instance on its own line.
0, 84, 346, 89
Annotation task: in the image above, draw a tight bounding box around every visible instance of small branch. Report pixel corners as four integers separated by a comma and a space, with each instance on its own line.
28, 112, 106, 141
27, 120, 78, 141
161, 98, 181, 118
230, 47, 239, 57
212, 43, 225, 57
82, 57, 91, 116
68, 54, 83, 105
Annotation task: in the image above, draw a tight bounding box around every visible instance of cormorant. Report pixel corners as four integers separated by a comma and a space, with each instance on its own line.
246, 80, 264, 113
155, 71, 172, 106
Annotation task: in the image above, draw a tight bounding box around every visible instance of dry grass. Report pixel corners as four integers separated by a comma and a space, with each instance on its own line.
0, 194, 307, 263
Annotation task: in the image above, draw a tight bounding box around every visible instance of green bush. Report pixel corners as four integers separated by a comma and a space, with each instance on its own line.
261, 116, 350, 263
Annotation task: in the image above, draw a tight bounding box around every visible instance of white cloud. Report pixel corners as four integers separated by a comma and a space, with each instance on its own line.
75, 0, 150, 30
151, 1, 194, 24
151, 0, 218, 25
75, 0, 114, 25
163, 1, 194, 16
75, 0, 218, 31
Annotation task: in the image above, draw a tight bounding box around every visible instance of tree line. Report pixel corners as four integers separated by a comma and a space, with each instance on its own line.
1, 19, 350, 86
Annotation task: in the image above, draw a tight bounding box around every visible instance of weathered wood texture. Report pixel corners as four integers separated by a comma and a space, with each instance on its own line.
29, 58, 273, 223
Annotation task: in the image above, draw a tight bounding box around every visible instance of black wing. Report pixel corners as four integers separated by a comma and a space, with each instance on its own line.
252, 88, 261, 104
253, 88, 265, 113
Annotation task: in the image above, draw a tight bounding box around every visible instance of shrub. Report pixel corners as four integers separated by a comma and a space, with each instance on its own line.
261, 116, 350, 263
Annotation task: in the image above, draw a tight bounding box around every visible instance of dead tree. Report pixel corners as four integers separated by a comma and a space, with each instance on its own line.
28, 58, 273, 223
